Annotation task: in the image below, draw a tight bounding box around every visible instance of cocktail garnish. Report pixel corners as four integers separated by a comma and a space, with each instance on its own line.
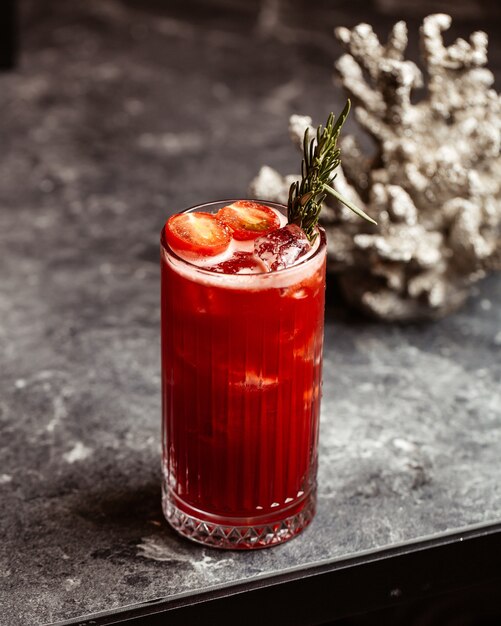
287, 99, 377, 243
165, 212, 231, 256
217, 201, 280, 240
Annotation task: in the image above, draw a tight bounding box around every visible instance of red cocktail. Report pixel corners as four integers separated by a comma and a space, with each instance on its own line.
161, 200, 326, 549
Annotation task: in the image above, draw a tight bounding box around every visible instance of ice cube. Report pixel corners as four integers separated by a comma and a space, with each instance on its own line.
207, 252, 266, 275
254, 224, 311, 271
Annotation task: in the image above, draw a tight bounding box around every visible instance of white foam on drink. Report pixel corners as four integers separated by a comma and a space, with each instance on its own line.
174, 239, 238, 268
164, 206, 325, 290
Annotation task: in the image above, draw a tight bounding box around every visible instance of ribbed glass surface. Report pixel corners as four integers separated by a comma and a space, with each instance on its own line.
161, 201, 326, 548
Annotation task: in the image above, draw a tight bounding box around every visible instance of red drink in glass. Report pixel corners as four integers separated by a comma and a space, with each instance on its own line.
161, 200, 326, 549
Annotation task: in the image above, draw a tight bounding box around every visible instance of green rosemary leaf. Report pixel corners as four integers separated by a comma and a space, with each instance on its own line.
287, 99, 377, 242
331, 100, 351, 141
324, 185, 377, 225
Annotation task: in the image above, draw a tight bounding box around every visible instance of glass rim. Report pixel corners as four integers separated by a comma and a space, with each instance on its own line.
160, 198, 326, 279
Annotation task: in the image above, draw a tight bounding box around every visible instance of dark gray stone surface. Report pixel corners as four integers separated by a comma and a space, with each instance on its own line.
1, 1, 500, 624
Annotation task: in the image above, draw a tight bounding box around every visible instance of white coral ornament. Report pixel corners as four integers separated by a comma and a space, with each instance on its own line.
250, 14, 501, 321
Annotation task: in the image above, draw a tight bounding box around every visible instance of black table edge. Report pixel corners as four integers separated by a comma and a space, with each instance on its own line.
48, 520, 501, 626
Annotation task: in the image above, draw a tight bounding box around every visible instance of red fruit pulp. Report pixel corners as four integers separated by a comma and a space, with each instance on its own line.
161, 211, 326, 526
206, 251, 266, 274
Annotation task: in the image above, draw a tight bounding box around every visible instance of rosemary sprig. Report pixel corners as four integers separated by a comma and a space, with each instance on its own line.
287, 100, 376, 243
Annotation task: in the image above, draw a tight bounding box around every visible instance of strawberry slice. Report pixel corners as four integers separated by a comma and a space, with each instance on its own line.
216, 201, 280, 241
165, 212, 231, 257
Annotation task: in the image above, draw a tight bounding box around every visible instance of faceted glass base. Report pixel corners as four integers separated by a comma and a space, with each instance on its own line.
162, 484, 316, 550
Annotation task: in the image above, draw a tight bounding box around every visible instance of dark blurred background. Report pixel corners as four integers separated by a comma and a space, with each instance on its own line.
1, 0, 501, 222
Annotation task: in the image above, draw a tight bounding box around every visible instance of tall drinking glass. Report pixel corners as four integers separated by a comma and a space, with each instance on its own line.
161, 200, 326, 549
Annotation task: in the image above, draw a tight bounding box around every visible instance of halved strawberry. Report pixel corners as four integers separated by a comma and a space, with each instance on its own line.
216, 201, 280, 241
165, 212, 231, 256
